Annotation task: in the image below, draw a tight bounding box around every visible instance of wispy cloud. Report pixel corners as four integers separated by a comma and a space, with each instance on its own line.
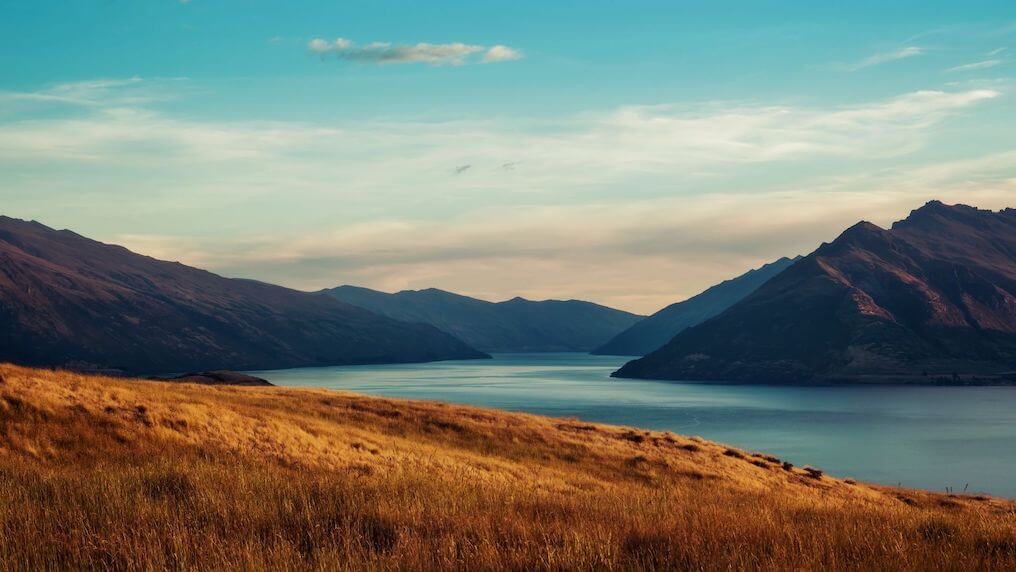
1, 83, 996, 168
115, 181, 1016, 313
0, 79, 1007, 312
946, 59, 1003, 73
308, 38, 522, 66
0, 77, 189, 111
0, 77, 143, 106
844, 46, 924, 71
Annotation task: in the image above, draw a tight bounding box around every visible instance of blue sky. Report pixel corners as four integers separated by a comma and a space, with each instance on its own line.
1, 1, 1014, 312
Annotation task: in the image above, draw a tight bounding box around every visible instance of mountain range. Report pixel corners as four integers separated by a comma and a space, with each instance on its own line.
614, 201, 1016, 383
593, 256, 800, 356
4, 201, 1013, 384
324, 285, 643, 352
0, 217, 487, 374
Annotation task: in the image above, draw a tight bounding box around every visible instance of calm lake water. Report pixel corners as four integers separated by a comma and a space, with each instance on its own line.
251, 353, 1016, 498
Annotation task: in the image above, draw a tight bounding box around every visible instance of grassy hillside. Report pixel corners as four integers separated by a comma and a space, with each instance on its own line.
0, 364, 1013, 570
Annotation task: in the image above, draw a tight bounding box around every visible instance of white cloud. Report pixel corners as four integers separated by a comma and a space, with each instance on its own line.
482, 45, 523, 63
946, 59, 1003, 73
0, 86, 996, 178
845, 46, 924, 71
114, 181, 1016, 313
308, 37, 522, 66
0, 79, 1009, 312
591, 90, 999, 165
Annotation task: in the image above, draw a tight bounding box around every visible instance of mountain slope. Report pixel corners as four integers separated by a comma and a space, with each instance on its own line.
614, 202, 1016, 383
2, 363, 1013, 569
0, 216, 487, 373
594, 257, 800, 356
324, 286, 643, 352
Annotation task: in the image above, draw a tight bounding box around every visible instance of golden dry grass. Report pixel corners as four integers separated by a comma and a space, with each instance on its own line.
0, 363, 1013, 571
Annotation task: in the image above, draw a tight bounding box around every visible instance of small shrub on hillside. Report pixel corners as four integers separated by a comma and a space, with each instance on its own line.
627, 455, 650, 467
621, 431, 646, 444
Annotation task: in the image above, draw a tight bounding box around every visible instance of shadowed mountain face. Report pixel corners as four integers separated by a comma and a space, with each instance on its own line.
614, 202, 1016, 384
593, 257, 800, 356
0, 217, 488, 374
324, 286, 643, 352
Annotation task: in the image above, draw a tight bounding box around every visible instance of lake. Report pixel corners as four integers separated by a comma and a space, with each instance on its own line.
251, 353, 1016, 498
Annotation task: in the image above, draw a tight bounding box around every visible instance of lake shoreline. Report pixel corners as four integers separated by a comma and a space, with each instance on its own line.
251, 353, 1016, 498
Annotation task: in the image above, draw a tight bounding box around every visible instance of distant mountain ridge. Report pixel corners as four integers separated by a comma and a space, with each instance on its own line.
324, 285, 643, 352
0, 216, 487, 374
593, 256, 800, 356
614, 201, 1016, 384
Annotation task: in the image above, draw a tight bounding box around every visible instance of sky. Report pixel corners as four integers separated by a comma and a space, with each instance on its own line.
1, 1, 1014, 314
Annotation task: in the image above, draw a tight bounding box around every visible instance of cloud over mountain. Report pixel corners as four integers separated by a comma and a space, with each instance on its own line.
0, 77, 1010, 313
